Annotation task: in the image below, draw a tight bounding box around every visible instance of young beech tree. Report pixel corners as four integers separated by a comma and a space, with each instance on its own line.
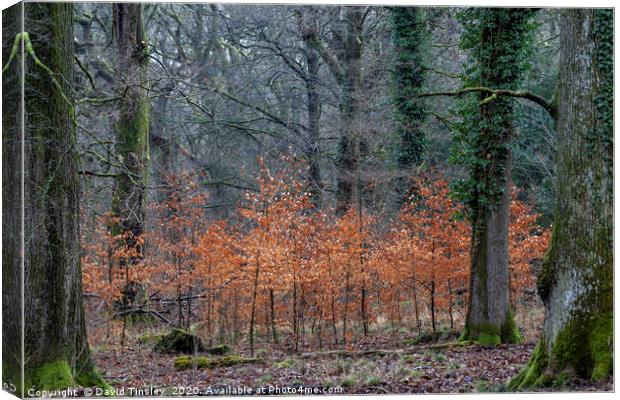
2, 2, 109, 393
510, 9, 613, 388
508, 193, 551, 308
455, 8, 536, 344
334, 208, 376, 340
194, 221, 241, 346
377, 174, 470, 332
148, 172, 209, 330
239, 158, 314, 354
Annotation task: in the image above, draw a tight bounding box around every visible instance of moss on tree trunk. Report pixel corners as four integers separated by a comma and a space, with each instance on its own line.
111, 3, 150, 245
509, 9, 613, 389
2, 2, 25, 395
3, 2, 110, 396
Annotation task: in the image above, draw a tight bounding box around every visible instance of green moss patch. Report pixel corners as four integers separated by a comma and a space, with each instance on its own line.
24, 360, 114, 395
274, 358, 295, 369
508, 340, 551, 390
509, 313, 612, 390
589, 314, 613, 381
461, 311, 522, 346
34, 360, 74, 390
477, 332, 501, 346
76, 369, 115, 396
206, 344, 231, 355
138, 332, 164, 345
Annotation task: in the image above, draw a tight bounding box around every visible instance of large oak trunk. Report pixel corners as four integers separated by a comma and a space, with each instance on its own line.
2, 2, 25, 394
509, 9, 613, 388
2, 2, 108, 395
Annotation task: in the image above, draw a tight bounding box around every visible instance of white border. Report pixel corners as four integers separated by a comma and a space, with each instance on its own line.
0, 2, 616, 400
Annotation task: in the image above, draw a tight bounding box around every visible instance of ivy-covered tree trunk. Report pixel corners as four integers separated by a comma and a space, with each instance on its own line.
509, 9, 613, 388
2, 2, 109, 394
111, 3, 150, 260
458, 9, 535, 344
390, 6, 427, 201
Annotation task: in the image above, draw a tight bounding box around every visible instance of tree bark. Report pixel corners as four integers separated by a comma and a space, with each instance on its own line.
270, 288, 278, 344
335, 7, 364, 215
304, 6, 365, 214
390, 7, 427, 204
297, 7, 324, 205
461, 9, 532, 345
111, 4, 150, 315
463, 151, 517, 344
305, 44, 322, 204
111, 3, 150, 253
149, 81, 175, 200
2, 3, 25, 394
2, 2, 109, 394
509, 9, 613, 388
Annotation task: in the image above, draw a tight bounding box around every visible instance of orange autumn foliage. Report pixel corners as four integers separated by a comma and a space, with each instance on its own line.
82, 161, 549, 349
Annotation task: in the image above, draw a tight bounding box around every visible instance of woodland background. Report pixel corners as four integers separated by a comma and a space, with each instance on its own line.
77, 4, 554, 347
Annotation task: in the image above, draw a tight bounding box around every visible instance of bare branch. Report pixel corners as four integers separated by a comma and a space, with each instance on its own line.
419, 86, 558, 120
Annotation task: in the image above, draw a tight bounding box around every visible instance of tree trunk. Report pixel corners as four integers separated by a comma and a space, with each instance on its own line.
293, 279, 299, 352
305, 44, 322, 205
390, 7, 427, 204
411, 270, 421, 334
331, 292, 338, 345
463, 164, 519, 344
448, 279, 454, 330
149, 81, 175, 200
297, 7, 323, 205
2, 2, 109, 394
270, 288, 278, 344
2, 3, 24, 393
509, 9, 613, 388
111, 3, 150, 255
301, 6, 365, 214
429, 281, 436, 333
248, 253, 260, 356
342, 271, 351, 345
461, 9, 534, 345
335, 7, 364, 215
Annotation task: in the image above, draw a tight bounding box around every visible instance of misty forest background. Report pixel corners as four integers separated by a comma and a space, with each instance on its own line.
1, 2, 612, 395
79, 3, 553, 358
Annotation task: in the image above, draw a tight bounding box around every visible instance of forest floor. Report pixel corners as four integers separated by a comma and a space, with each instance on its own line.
91, 329, 613, 395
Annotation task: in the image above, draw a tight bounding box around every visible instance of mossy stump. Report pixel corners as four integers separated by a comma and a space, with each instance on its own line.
154, 328, 205, 354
